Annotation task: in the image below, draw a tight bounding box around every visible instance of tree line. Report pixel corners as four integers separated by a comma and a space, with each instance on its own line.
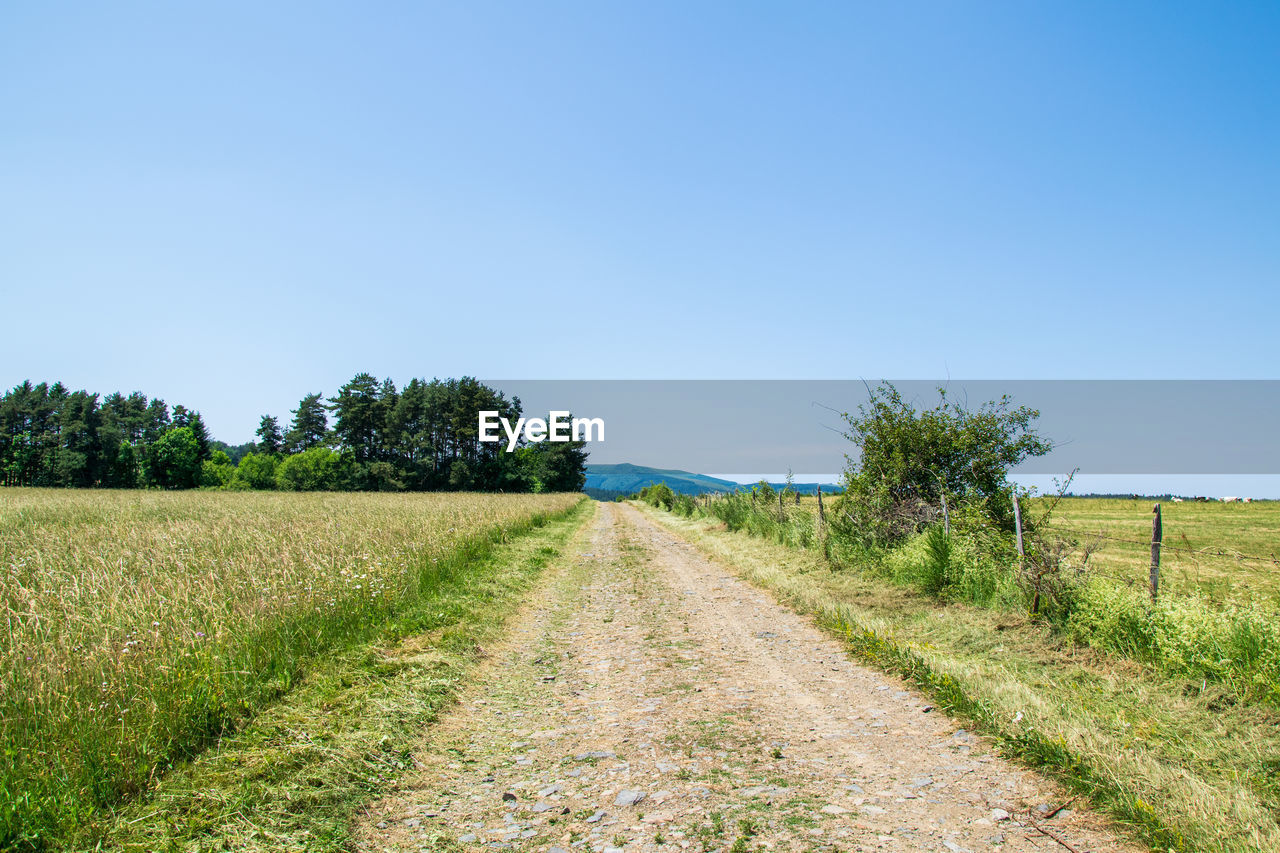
0, 375, 586, 493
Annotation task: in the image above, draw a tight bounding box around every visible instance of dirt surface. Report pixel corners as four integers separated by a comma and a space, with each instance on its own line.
355, 502, 1139, 853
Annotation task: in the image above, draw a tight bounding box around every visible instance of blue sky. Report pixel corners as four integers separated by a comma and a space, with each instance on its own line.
2, 2, 1277, 443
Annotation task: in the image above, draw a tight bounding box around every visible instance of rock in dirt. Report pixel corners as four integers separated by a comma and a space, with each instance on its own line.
614, 789, 646, 806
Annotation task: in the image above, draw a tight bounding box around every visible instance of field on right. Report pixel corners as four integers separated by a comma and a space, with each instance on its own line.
796, 492, 1280, 610
1040, 497, 1280, 609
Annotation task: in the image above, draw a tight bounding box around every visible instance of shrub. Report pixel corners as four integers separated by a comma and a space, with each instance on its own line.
836, 382, 1051, 543
919, 525, 953, 596
275, 448, 351, 491
145, 426, 202, 489
672, 494, 698, 517
200, 451, 236, 488
233, 452, 278, 490
1018, 528, 1096, 619
638, 482, 677, 510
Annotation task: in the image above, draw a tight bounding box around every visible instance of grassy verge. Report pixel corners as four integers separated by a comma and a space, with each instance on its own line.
78, 498, 593, 852
635, 502, 1280, 853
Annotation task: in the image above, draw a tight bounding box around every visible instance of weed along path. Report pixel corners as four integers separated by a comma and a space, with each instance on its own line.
356, 503, 1137, 853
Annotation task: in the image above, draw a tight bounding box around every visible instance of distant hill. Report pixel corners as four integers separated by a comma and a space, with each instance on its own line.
584, 463, 837, 497
584, 464, 738, 496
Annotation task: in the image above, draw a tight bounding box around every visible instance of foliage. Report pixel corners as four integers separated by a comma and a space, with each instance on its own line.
209, 440, 256, 465
232, 452, 278, 490
836, 382, 1052, 543
145, 426, 202, 489
516, 423, 589, 493
0, 376, 590, 495
255, 415, 284, 455
200, 450, 236, 488
879, 521, 1021, 608
637, 482, 677, 510
275, 447, 350, 491
0, 382, 190, 488
285, 392, 328, 453
1066, 581, 1280, 704
171, 406, 211, 463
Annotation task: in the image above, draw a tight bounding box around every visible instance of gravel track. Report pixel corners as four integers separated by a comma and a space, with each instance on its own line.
355, 502, 1138, 853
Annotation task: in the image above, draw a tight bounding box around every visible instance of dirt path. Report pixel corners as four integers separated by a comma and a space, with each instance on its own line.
355, 503, 1138, 853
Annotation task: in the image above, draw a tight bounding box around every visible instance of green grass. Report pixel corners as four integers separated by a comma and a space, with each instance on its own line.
84, 499, 592, 852
0, 489, 585, 851
793, 494, 1280, 607
638, 502, 1280, 853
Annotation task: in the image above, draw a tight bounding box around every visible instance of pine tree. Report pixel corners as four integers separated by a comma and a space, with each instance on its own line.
329, 373, 385, 464
187, 412, 212, 461
286, 393, 329, 452
256, 415, 284, 456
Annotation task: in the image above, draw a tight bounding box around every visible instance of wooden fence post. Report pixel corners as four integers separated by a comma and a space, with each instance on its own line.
1012, 488, 1031, 610
816, 485, 826, 544
778, 491, 785, 522
940, 489, 950, 536
1012, 488, 1025, 563
1150, 503, 1162, 603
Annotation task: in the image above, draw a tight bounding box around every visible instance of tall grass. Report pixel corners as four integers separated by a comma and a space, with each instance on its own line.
1065, 581, 1280, 702
0, 488, 581, 849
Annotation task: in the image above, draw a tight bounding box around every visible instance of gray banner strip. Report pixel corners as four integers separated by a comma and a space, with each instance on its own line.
486, 380, 1280, 475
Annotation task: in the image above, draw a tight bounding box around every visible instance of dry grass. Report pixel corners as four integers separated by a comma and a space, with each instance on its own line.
0, 488, 581, 848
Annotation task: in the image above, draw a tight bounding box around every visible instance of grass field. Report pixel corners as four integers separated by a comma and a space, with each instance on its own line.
1043, 497, 1280, 608
0, 488, 583, 850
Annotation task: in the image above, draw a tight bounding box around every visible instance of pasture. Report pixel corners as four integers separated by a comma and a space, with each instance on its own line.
0, 488, 582, 848
1042, 497, 1280, 608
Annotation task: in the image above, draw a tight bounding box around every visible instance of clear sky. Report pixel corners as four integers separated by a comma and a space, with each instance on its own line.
2, 2, 1277, 443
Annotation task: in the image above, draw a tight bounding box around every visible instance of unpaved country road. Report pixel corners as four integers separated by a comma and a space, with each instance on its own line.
355, 503, 1138, 853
